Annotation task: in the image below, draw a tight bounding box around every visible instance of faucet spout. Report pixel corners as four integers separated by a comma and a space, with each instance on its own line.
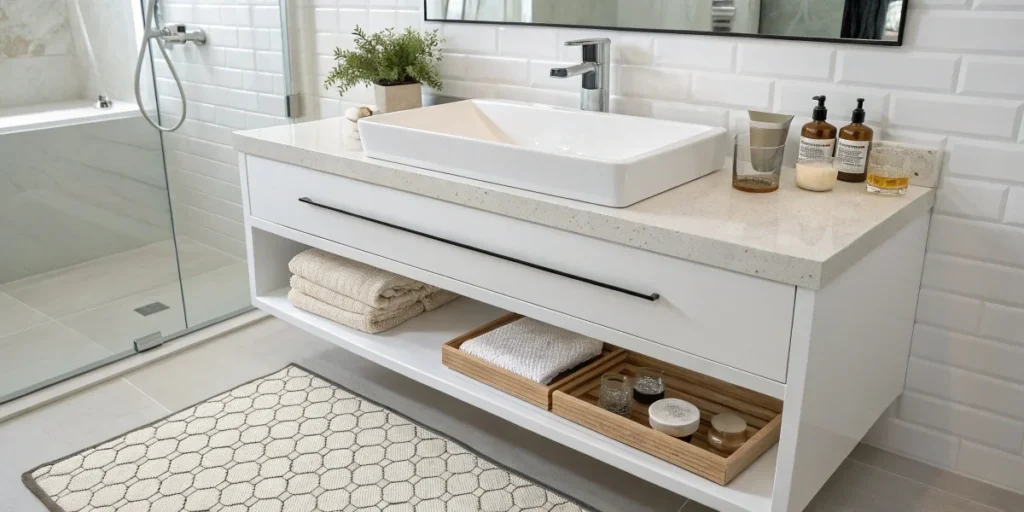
550, 63, 597, 79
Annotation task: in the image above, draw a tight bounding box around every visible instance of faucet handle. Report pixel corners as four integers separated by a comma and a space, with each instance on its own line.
564, 37, 611, 47
564, 38, 610, 64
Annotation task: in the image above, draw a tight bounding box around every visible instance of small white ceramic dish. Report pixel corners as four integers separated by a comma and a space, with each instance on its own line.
648, 398, 701, 438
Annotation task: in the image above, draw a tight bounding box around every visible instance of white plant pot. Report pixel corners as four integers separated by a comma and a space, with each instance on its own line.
373, 83, 422, 113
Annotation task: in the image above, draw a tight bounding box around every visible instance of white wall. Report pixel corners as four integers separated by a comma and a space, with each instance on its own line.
66, 0, 140, 103
152, 0, 291, 260
293, 0, 1024, 493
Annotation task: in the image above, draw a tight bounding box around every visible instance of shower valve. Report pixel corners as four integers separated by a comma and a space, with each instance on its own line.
158, 24, 207, 48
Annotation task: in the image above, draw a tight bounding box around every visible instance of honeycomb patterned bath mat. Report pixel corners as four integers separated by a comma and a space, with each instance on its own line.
23, 365, 595, 512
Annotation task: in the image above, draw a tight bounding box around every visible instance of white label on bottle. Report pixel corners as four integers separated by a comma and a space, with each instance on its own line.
798, 137, 836, 161
835, 139, 871, 175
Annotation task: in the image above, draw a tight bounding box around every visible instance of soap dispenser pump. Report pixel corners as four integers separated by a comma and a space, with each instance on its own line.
798, 95, 837, 162
836, 98, 874, 183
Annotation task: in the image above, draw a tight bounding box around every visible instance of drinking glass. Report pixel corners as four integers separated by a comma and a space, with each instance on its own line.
599, 373, 633, 416
866, 146, 911, 196
733, 134, 786, 193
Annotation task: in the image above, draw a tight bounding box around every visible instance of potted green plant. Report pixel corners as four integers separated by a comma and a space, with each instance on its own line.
325, 26, 443, 113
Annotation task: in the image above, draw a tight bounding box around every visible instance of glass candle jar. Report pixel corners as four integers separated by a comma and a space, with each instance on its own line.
795, 156, 839, 192
708, 412, 748, 456
633, 367, 665, 405
599, 373, 632, 416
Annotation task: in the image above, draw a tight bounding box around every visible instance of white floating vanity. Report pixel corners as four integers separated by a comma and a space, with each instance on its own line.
234, 114, 934, 512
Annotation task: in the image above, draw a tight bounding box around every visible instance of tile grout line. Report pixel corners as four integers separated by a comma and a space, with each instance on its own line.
121, 377, 173, 414
1, 291, 52, 320
676, 499, 689, 511
845, 458, 1004, 512
0, 291, 56, 341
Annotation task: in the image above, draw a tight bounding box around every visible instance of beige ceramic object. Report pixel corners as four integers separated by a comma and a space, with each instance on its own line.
374, 83, 422, 113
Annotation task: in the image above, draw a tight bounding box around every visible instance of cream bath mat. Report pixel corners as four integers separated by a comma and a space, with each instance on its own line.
23, 365, 594, 512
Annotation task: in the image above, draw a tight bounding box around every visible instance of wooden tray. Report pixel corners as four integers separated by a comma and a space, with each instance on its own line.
442, 314, 625, 410
551, 351, 783, 485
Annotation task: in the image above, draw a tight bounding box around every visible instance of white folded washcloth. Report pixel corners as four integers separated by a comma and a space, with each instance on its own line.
460, 318, 604, 384
288, 249, 434, 311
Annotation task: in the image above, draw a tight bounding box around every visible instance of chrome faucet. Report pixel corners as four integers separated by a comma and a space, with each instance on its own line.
550, 38, 611, 113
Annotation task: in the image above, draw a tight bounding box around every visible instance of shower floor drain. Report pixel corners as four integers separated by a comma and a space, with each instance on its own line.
134, 302, 169, 316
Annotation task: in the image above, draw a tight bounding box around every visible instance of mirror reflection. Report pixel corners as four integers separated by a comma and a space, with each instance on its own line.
425, 0, 906, 45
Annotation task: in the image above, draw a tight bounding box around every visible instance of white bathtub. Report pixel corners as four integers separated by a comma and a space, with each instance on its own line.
0, 99, 140, 136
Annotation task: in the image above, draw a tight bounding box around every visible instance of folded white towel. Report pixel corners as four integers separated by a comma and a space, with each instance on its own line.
460, 318, 604, 384
288, 249, 434, 310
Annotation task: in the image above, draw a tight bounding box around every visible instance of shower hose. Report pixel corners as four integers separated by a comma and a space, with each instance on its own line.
133, 0, 187, 132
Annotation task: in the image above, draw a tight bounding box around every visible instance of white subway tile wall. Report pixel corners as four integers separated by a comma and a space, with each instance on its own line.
159, 0, 1024, 493
153, 1, 291, 259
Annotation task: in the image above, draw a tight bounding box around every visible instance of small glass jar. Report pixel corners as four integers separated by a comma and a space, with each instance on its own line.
866, 146, 911, 196
633, 367, 665, 405
599, 373, 632, 416
708, 412, 748, 456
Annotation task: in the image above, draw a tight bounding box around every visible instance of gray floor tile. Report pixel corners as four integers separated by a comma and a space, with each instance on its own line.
850, 443, 1024, 512
679, 500, 717, 511
804, 459, 999, 512
57, 283, 186, 354
121, 317, 337, 411
1, 238, 233, 319
0, 379, 169, 512
0, 322, 111, 398
683, 459, 1002, 512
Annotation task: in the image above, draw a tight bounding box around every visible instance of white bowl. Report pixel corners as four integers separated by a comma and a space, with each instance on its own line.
648, 398, 701, 438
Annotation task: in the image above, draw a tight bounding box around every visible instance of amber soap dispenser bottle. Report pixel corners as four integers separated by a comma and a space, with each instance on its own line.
836, 98, 873, 183
798, 96, 837, 162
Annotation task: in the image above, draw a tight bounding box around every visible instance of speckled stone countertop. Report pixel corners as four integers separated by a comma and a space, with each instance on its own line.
234, 118, 935, 289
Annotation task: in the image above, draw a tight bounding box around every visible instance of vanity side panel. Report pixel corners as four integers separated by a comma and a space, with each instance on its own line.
771, 213, 930, 512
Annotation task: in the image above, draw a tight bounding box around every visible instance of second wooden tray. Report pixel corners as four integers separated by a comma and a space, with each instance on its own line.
552, 351, 784, 485
442, 314, 625, 410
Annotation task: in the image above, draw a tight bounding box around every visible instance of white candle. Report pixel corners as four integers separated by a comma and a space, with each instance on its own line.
796, 160, 839, 192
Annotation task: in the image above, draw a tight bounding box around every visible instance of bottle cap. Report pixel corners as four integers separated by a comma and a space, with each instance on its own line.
851, 98, 866, 124
812, 95, 828, 122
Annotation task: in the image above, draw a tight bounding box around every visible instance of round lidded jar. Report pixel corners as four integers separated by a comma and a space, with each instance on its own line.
708, 412, 748, 456
648, 398, 701, 441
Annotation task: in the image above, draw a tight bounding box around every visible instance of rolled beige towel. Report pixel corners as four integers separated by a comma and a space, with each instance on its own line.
288, 249, 433, 310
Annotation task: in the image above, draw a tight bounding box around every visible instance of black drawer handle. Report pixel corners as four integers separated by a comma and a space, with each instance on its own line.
298, 197, 661, 302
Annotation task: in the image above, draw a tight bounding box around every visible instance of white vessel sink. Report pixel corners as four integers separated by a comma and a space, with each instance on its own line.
358, 99, 727, 207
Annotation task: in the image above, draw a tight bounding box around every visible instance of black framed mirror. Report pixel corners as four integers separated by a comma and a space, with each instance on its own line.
424, 0, 908, 46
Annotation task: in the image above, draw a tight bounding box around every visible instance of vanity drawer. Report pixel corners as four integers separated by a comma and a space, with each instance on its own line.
245, 157, 796, 382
